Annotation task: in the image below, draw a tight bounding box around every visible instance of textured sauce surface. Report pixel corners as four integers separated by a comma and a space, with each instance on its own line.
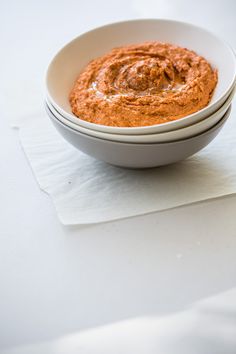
69, 42, 218, 127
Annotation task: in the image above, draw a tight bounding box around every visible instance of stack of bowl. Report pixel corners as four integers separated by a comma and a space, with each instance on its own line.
45, 19, 236, 168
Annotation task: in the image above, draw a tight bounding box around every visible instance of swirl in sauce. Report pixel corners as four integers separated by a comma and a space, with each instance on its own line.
70, 42, 217, 127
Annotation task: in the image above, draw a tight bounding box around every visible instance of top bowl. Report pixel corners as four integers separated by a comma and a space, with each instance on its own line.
46, 19, 236, 135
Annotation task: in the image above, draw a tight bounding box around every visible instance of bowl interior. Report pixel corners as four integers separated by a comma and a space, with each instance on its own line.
46, 19, 236, 129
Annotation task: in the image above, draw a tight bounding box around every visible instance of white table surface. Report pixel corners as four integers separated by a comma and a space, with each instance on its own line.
1, 0, 236, 351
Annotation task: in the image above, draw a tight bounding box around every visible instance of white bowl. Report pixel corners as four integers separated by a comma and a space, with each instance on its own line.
45, 102, 231, 169
46, 19, 236, 135
46, 86, 235, 143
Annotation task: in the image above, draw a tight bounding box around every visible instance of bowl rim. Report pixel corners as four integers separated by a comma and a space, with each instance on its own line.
46, 18, 236, 134
45, 84, 235, 143
46, 100, 231, 146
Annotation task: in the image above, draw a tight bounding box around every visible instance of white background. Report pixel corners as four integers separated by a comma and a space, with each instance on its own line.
1, 0, 236, 351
